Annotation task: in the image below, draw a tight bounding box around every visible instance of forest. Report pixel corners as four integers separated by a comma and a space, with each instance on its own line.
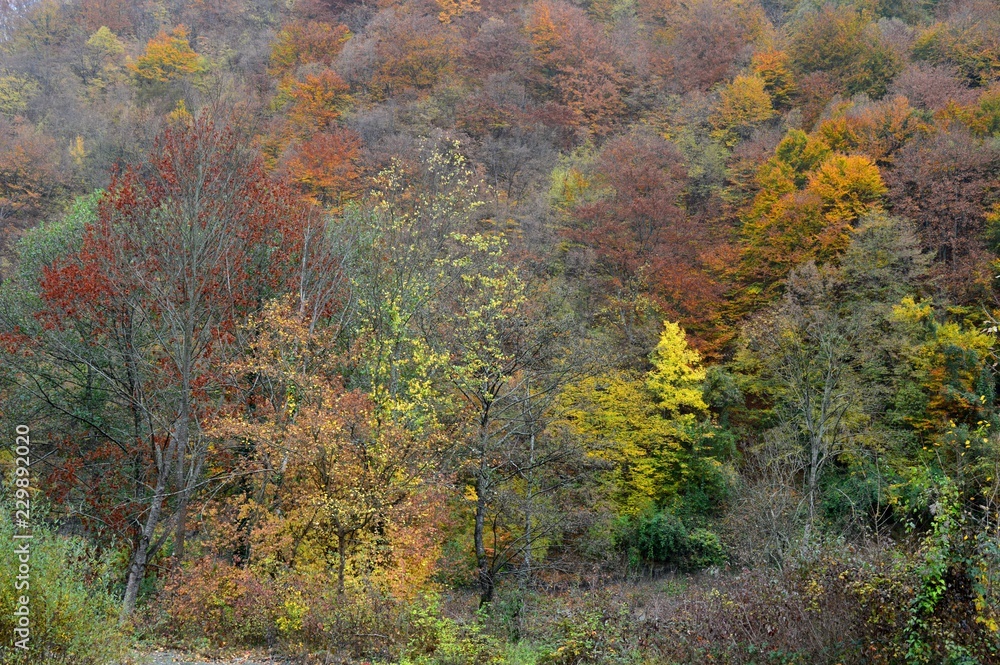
1, 0, 1000, 662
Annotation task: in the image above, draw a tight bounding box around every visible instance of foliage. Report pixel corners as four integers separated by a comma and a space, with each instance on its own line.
402, 594, 502, 665
710, 74, 775, 146
614, 508, 725, 570
128, 26, 205, 83
0, 502, 127, 664
0, 72, 37, 116
788, 4, 902, 97
268, 21, 351, 77
732, 128, 887, 315
4, 0, 1000, 659
561, 320, 730, 516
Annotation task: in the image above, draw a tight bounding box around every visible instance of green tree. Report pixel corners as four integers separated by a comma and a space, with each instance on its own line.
561, 321, 729, 518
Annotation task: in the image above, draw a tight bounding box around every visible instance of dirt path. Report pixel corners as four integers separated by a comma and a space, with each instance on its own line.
143, 651, 291, 665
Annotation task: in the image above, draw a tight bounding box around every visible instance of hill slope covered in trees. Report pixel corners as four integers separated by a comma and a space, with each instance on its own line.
3, 0, 1000, 662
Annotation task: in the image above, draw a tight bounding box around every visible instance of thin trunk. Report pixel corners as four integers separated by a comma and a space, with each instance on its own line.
173, 400, 191, 562
523, 429, 535, 581
805, 432, 822, 545
337, 529, 347, 595
121, 470, 167, 619
475, 467, 493, 606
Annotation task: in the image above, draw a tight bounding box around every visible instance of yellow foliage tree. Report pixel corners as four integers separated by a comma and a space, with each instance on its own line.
0, 73, 37, 117
436, 0, 480, 23
560, 320, 724, 515
752, 49, 795, 108
211, 299, 439, 594
807, 153, 887, 225
732, 129, 887, 314
646, 320, 708, 417
710, 74, 775, 146
128, 26, 205, 83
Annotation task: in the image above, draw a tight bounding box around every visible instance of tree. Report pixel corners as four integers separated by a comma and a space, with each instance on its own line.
735, 215, 930, 538
268, 20, 351, 78
788, 5, 902, 98
29, 115, 305, 616
436, 0, 480, 24
78, 25, 125, 88
128, 26, 205, 83
211, 299, 435, 594
738, 264, 866, 533
815, 95, 925, 166
732, 129, 887, 317
0, 71, 38, 117
752, 49, 795, 109
525, 0, 630, 134
887, 127, 1000, 303
563, 130, 722, 351
560, 320, 729, 519
710, 74, 775, 147
367, 11, 459, 100
0, 0, 37, 42
656, 0, 760, 93
77, 0, 139, 36
0, 119, 66, 273
912, 2, 1000, 87
889, 63, 977, 112
279, 68, 351, 133
445, 255, 588, 605
279, 128, 362, 209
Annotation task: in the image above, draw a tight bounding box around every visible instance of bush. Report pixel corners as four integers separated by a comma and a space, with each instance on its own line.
684, 528, 725, 570
402, 593, 502, 665
615, 509, 726, 571
156, 556, 279, 647
0, 504, 127, 665
157, 558, 410, 659
536, 600, 632, 665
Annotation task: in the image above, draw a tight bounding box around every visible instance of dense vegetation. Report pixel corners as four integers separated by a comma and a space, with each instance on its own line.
2, 0, 1000, 662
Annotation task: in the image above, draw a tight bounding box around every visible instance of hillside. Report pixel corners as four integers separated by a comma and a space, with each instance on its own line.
2, 0, 1000, 663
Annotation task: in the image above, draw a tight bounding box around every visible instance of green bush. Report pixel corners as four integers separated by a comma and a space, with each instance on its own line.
533, 591, 633, 665
684, 528, 726, 570
615, 509, 726, 571
0, 503, 127, 664
401, 593, 502, 665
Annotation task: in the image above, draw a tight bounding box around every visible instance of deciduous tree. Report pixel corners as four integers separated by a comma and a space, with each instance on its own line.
33, 114, 306, 616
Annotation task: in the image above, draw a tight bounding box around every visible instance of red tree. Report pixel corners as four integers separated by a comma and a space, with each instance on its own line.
564, 130, 721, 351
887, 127, 1000, 302
39, 113, 307, 615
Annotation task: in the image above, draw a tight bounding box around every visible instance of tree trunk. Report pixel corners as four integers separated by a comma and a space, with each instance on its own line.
475, 469, 493, 606
805, 434, 821, 544
121, 472, 167, 619
173, 346, 193, 563
522, 429, 535, 582
337, 529, 347, 595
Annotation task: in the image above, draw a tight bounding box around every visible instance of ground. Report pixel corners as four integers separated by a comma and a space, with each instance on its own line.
144, 651, 291, 665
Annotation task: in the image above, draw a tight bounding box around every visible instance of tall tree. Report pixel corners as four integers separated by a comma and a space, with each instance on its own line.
25, 114, 305, 616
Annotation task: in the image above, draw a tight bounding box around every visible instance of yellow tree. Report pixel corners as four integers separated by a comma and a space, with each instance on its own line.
710, 74, 775, 146
128, 26, 205, 83
214, 299, 437, 594
752, 49, 795, 108
731, 129, 887, 317
561, 321, 725, 516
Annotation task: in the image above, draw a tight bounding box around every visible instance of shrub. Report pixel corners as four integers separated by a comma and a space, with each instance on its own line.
0, 504, 127, 665
402, 593, 502, 665
615, 509, 726, 571
156, 557, 279, 647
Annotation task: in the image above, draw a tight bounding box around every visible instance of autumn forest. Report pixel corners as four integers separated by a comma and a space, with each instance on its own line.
2, 0, 1000, 662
